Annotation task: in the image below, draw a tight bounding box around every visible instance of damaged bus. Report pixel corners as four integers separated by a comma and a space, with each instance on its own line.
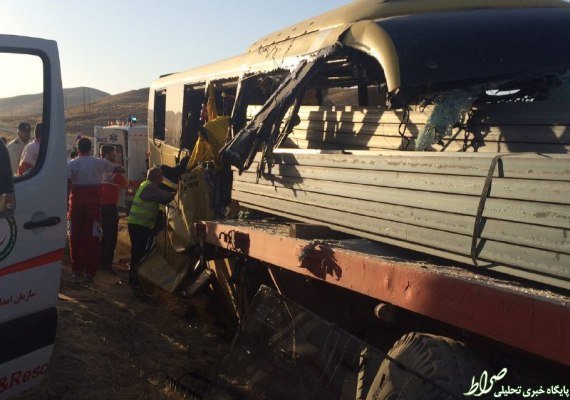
146, 0, 570, 398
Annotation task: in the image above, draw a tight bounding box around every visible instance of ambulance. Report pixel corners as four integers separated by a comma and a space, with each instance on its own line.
0, 35, 66, 399
93, 124, 147, 209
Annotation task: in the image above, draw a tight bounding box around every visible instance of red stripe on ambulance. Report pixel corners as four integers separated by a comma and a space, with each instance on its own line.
0, 249, 64, 278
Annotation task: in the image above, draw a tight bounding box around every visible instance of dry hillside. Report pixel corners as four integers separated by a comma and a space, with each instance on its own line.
65, 88, 148, 135
0, 87, 109, 119
0, 88, 148, 142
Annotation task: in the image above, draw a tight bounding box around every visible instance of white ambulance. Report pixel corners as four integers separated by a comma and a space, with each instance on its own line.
0, 35, 66, 399
93, 124, 147, 209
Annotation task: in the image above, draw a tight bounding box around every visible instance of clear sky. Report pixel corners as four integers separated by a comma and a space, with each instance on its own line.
1, 0, 350, 98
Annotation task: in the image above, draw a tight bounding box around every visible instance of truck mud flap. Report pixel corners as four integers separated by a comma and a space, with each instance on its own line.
205, 286, 383, 400
204, 286, 470, 400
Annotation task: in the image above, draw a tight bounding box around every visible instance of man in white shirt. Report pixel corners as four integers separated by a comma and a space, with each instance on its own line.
67, 137, 124, 283
6, 122, 31, 173
18, 122, 42, 175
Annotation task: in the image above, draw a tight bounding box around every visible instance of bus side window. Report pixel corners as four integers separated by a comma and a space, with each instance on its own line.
153, 90, 166, 141
180, 85, 205, 151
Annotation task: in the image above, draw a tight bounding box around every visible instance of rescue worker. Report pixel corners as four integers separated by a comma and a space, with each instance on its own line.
100, 145, 127, 274
67, 137, 124, 283
6, 122, 31, 173
127, 166, 174, 288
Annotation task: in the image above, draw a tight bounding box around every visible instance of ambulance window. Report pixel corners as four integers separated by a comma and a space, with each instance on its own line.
0, 53, 45, 179
153, 90, 166, 141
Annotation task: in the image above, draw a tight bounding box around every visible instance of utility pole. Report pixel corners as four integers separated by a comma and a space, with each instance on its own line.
83, 87, 86, 113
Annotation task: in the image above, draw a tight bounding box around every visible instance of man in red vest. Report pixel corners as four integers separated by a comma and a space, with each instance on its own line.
100, 145, 127, 274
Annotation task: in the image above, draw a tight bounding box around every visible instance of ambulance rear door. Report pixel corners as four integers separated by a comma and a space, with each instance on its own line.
0, 35, 66, 399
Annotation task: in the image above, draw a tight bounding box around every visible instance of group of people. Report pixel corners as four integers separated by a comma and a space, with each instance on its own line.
6, 121, 42, 176
3, 119, 176, 289
67, 137, 174, 289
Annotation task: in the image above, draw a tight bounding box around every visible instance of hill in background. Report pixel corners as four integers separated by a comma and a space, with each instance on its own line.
0, 88, 148, 141
0, 87, 109, 118
65, 88, 148, 135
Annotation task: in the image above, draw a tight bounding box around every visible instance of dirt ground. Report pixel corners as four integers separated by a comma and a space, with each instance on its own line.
15, 259, 231, 400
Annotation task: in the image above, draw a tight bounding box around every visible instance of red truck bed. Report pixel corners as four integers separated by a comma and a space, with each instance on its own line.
199, 219, 570, 366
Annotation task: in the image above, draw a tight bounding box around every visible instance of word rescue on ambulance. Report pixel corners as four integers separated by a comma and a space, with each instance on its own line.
0, 363, 49, 394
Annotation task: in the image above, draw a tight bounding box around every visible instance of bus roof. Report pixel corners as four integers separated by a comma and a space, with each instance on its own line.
248, 0, 570, 53
151, 0, 570, 101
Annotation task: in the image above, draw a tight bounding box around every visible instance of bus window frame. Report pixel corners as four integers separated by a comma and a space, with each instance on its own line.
152, 89, 166, 142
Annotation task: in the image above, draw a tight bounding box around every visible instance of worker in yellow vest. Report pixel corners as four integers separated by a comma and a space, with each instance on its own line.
127, 166, 174, 288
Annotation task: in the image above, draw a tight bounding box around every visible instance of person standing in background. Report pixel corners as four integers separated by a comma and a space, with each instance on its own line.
0, 139, 14, 211
67, 138, 124, 284
17, 122, 42, 175
100, 145, 127, 274
6, 122, 31, 173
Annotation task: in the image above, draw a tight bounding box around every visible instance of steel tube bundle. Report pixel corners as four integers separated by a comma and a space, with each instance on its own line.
232, 151, 570, 290
245, 102, 570, 153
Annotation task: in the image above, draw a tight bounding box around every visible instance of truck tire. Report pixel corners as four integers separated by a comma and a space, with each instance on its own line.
366, 332, 486, 400
356, 347, 383, 400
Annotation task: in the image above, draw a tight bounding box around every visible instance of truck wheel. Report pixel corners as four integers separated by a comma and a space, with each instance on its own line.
366, 332, 486, 400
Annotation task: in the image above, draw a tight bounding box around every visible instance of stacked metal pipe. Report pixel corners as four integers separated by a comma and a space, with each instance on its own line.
270, 102, 570, 153
232, 151, 570, 289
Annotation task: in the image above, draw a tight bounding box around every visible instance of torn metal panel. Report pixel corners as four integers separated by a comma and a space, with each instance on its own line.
137, 252, 189, 293
228, 74, 257, 138
221, 46, 338, 173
